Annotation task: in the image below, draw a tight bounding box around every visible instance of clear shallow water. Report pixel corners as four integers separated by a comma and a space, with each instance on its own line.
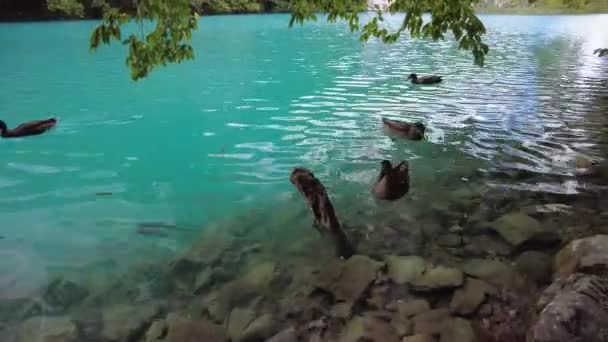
0, 14, 607, 298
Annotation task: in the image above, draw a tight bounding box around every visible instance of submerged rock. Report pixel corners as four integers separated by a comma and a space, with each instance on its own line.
515, 251, 553, 284
226, 307, 256, 341
466, 234, 513, 257
316, 255, 381, 303
101, 302, 161, 341
532, 273, 608, 342
437, 234, 463, 248
553, 234, 608, 279
449, 278, 496, 315
337, 316, 400, 342
166, 318, 228, 342
412, 308, 451, 335
42, 277, 89, 310
397, 299, 431, 318
17, 316, 77, 342
266, 327, 297, 342
490, 212, 557, 247
386, 256, 426, 285
145, 319, 167, 342
461, 258, 511, 280
439, 318, 475, 342
386, 256, 463, 290
403, 334, 436, 342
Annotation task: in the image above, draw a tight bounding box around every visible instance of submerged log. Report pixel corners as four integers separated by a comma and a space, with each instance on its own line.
290, 167, 355, 259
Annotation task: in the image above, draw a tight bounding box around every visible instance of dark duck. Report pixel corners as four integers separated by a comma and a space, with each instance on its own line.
382, 118, 426, 140
0, 118, 57, 138
407, 73, 442, 84
372, 160, 410, 201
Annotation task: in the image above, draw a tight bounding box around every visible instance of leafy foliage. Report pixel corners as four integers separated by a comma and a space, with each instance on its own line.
290, 0, 489, 66
90, 0, 198, 80
47, 0, 86, 17
595, 48, 608, 57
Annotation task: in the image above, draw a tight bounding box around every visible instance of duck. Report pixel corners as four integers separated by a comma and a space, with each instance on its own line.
407, 73, 442, 84
0, 118, 57, 138
382, 118, 426, 140
372, 160, 410, 201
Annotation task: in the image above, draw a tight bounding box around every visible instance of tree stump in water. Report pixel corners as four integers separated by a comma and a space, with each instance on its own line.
290, 167, 355, 259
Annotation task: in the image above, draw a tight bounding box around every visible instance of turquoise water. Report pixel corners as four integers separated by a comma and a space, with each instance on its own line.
1, 14, 607, 298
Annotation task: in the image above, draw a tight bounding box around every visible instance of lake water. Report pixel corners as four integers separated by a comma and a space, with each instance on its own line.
0, 14, 607, 301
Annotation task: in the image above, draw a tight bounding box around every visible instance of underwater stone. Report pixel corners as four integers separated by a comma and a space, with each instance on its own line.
266, 327, 297, 342
490, 212, 556, 247
439, 318, 475, 342
337, 316, 400, 342
461, 258, 511, 280
515, 251, 553, 284
449, 278, 496, 315
145, 319, 167, 342
386, 256, 426, 285
412, 265, 464, 290
316, 255, 381, 303
101, 302, 161, 341
437, 234, 463, 248
42, 277, 89, 310
403, 334, 436, 342
166, 318, 228, 342
17, 316, 77, 342
239, 313, 276, 342
412, 308, 451, 335
226, 307, 255, 341
397, 299, 431, 318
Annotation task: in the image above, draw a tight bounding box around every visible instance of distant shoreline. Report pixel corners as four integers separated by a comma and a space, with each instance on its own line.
1, 8, 606, 23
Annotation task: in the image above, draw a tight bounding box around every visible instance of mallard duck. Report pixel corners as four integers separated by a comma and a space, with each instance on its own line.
407, 73, 442, 84
0, 118, 56, 138
382, 118, 425, 140
372, 160, 410, 201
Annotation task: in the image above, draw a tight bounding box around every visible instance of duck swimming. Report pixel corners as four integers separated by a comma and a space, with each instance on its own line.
0, 118, 57, 138
382, 118, 426, 140
407, 73, 442, 84
372, 160, 410, 201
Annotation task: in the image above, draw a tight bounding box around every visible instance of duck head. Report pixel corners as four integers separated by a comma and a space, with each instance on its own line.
407, 73, 417, 81
0, 120, 6, 132
414, 122, 426, 134
379, 160, 393, 179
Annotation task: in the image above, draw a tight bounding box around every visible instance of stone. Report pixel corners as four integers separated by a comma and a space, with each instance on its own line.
338, 316, 400, 342
193, 268, 212, 294
101, 302, 161, 342
403, 334, 436, 342
467, 234, 512, 256
226, 307, 256, 341
439, 318, 474, 342
449, 225, 464, 233
397, 299, 431, 318
532, 273, 608, 342
392, 314, 412, 336
17, 316, 77, 342
515, 251, 553, 284
42, 277, 89, 310
145, 320, 167, 342
242, 262, 275, 288
437, 234, 463, 248
166, 318, 228, 342
386, 256, 426, 285
461, 258, 511, 280
449, 278, 496, 315
266, 327, 297, 342
478, 304, 492, 317
491, 212, 556, 247
330, 302, 352, 319
553, 234, 608, 279
316, 255, 382, 303
239, 314, 276, 342
413, 309, 451, 335
413, 265, 464, 290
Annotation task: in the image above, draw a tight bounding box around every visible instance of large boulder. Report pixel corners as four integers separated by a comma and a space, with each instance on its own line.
531, 273, 608, 342
316, 255, 382, 303
553, 234, 608, 279
490, 212, 557, 247
515, 251, 553, 284
17, 316, 78, 342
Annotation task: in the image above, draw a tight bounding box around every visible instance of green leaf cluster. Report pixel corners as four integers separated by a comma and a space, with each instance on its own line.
90, 0, 198, 80
290, 0, 489, 66
47, 0, 86, 17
